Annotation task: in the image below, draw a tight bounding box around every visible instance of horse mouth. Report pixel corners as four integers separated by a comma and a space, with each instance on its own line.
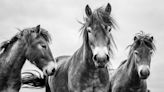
97, 65, 105, 68
94, 62, 107, 68
140, 75, 149, 79
42, 61, 57, 76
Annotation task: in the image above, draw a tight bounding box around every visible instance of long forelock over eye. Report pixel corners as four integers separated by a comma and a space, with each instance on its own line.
102, 16, 111, 25
144, 40, 153, 49
133, 40, 141, 50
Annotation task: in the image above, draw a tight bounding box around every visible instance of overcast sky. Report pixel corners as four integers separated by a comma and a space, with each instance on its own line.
0, 0, 163, 92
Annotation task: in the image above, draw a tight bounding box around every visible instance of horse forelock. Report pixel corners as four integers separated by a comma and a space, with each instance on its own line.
39, 28, 52, 43
127, 32, 156, 57
94, 7, 117, 29
23, 27, 51, 43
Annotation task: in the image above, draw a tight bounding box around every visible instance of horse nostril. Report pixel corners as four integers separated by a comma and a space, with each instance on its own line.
52, 68, 55, 73
140, 70, 144, 76
140, 69, 150, 77
106, 54, 109, 61
93, 55, 98, 61
45, 70, 48, 75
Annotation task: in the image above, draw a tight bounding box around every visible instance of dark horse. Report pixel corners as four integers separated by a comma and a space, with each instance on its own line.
21, 3, 117, 92
47, 3, 117, 92
109, 32, 156, 92
0, 25, 56, 92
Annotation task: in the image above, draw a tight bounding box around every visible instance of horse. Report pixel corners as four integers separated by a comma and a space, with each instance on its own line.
109, 32, 156, 92
47, 3, 117, 92
0, 25, 56, 92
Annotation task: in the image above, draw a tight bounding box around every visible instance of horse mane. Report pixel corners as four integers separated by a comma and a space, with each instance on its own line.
79, 6, 118, 55
128, 31, 156, 56
118, 60, 127, 68
0, 33, 19, 54
0, 26, 51, 54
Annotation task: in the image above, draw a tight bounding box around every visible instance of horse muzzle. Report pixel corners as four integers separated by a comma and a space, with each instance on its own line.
93, 54, 109, 68
43, 61, 57, 76
138, 65, 150, 79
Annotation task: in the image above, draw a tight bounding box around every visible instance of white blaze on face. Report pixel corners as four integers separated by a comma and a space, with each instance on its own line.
138, 65, 150, 76
92, 46, 108, 58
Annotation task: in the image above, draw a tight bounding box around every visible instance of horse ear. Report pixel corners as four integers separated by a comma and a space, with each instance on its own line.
16, 28, 23, 37
149, 36, 154, 42
85, 4, 92, 17
36, 25, 41, 33
16, 34, 22, 39
105, 3, 111, 14
134, 36, 137, 41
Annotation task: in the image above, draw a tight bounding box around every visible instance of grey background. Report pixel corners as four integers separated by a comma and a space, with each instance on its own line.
0, 0, 163, 92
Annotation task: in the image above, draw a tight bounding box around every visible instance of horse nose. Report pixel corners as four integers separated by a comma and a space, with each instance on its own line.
93, 54, 109, 62
45, 66, 56, 76
140, 68, 150, 79
106, 54, 109, 61
93, 54, 98, 61
43, 62, 57, 76
52, 68, 55, 73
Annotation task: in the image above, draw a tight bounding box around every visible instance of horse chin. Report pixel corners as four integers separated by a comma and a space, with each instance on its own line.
97, 65, 105, 68
138, 65, 150, 80
140, 75, 149, 80
94, 62, 106, 68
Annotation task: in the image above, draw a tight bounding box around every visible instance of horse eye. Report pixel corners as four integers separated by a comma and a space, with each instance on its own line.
87, 27, 92, 33
107, 26, 111, 32
31, 30, 35, 33
144, 41, 152, 49
41, 44, 47, 49
134, 50, 139, 55
149, 50, 153, 55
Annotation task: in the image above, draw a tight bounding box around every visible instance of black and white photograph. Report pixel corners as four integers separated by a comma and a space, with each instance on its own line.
0, 0, 163, 92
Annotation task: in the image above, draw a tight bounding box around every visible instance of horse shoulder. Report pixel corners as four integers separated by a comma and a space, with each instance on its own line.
49, 56, 71, 92
110, 66, 129, 91
49, 67, 69, 92
67, 59, 84, 91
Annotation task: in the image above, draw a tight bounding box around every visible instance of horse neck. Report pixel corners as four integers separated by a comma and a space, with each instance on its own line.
1, 40, 27, 75
70, 42, 96, 71
125, 54, 142, 85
